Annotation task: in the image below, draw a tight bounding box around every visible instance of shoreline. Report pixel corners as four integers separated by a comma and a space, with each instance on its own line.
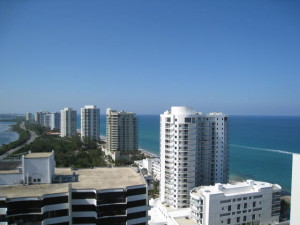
0, 121, 19, 147
139, 148, 158, 158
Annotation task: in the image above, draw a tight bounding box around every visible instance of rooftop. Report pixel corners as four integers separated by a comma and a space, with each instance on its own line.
0, 167, 145, 199
175, 216, 197, 225
191, 180, 281, 197
25, 152, 53, 159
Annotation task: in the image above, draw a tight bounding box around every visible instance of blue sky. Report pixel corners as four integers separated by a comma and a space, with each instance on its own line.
0, 0, 299, 115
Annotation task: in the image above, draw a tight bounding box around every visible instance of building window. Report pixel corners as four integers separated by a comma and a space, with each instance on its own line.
227, 218, 231, 224
185, 118, 191, 123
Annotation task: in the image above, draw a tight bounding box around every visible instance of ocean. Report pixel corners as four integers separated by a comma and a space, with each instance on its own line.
1, 115, 298, 193
94, 115, 299, 193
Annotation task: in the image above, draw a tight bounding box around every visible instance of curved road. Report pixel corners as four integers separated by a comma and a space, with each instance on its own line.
0, 122, 37, 160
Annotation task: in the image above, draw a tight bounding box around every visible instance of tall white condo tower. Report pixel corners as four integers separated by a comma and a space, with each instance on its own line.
81, 105, 100, 141
60, 108, 77, 137
160, 106, 229, 208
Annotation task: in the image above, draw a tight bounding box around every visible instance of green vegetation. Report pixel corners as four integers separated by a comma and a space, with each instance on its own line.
149, 180, 160, 198
0, 121, 30, 155
280, 198, 290, 221
25, 122, 50, 135
12, 135, 107, 168
113, 150, 147, 166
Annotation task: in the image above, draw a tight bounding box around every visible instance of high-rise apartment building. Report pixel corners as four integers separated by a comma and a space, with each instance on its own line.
81, 105, 100, 141
60, 108, 77, 137
35, 112, 61, 130
49, 112, 61, 130
106, 108, 138, 160
35, 111, 50, 125
160, 106, 229, 208
26, 112, 32, 121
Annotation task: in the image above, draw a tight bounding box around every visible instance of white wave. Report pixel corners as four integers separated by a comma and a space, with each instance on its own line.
231, 144, 294, 155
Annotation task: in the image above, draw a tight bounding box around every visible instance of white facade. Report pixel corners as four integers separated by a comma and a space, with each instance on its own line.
190, 180, 281, 225
49, 112, 61, 130
290, 154, 300, 225
81, 105, 100, 141
106, 108, 138, 160
22, 152, 55, 184
148, 199, 193, 225
60, 107, 77, 137
135, 158, 161, 181
160, 106, 229, 208
25, 112, 32, 121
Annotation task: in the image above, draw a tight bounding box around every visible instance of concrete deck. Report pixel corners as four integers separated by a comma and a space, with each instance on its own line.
0, 167, 145, 199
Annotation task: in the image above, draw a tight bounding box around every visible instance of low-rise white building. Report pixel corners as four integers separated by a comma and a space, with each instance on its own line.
149, 199, 194, 225
135, 158, 161, 181
190, 180, 281, 225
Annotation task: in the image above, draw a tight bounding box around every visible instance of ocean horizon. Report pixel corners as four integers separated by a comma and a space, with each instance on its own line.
93, 114, 299, 193
1, 114, 299, 193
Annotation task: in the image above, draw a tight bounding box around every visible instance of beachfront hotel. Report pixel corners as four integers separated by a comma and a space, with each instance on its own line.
81, 105, 100, 141
106, 108, 138, 161
0, 152, 149, 225
160, 106, 229, 208
60, 108, 77, 137
190, 180, 281, 225
290, 154, 300, 225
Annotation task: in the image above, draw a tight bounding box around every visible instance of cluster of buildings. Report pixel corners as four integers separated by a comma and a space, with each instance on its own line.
27, 106, 100, 141
2, 106, 299, 225
27, 107, 139, 161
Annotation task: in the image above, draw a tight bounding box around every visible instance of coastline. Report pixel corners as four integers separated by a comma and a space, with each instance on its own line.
139, 148, 158, 158
0, 121, 19, 146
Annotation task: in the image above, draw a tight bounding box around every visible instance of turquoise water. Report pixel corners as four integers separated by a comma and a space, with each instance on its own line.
0, 114, 295, 192
96, 115, 299, 193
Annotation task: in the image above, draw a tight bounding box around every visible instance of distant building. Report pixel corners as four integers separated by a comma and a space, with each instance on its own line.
0, 152, 149, 225
25, 112, 32, 121
135, 157, 161, 181
106, 108, 138, 160
290, 154, 300, 225
49, 112, 61, 130
81, 105, 100, 141
60, 108, 77, 137
190, 180, 281, 225
34, 111, 60, 130
35, 111, 50, 125
160, 106, 229, 208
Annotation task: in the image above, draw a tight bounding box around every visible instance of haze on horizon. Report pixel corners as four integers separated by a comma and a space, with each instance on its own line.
0, 0, 299, 116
